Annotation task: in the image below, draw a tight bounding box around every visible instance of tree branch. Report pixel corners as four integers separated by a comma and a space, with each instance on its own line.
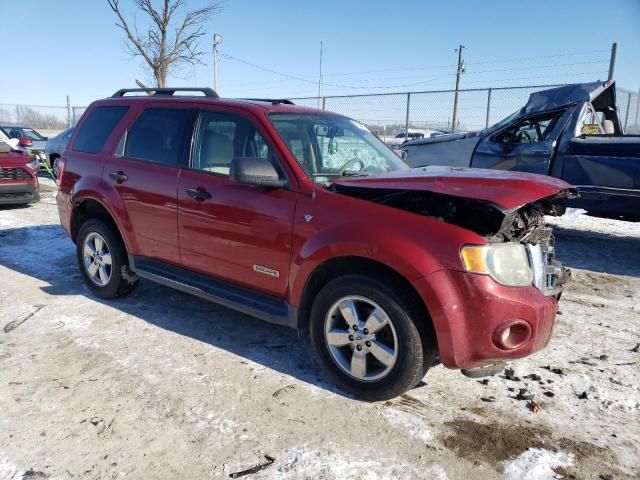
107, 0, 223, 87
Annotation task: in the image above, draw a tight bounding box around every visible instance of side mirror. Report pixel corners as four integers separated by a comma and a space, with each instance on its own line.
18, 137, 32, 147
499, 132, 513, 144
230, 157, 286, 188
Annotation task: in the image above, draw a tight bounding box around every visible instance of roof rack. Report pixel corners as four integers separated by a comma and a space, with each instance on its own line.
111, 87, 219, 98
243, 98, 295, 105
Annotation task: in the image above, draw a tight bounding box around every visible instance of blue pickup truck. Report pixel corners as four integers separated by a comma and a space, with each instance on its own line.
402, 81, 640, 218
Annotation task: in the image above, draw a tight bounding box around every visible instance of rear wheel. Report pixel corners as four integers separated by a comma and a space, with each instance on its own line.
310, 275, 435, 401
76, 219, 138, 299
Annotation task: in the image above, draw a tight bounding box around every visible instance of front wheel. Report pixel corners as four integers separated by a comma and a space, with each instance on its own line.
310, 275, 435, 401
76, 219, 138, 299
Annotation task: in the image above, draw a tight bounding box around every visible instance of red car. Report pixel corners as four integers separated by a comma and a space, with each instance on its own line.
0, 139, 41, 205
57, 88, 574, 400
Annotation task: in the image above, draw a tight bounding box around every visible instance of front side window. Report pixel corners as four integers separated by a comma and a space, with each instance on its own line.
74, 106, 129, 154
124, 108, 189, 166
192, 111, 278, 176
268, 113, 408, 179
496, 111, 563, 144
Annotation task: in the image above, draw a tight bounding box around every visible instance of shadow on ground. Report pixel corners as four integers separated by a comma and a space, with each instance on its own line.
0, 223, 349, 398
553, 226, 640, 278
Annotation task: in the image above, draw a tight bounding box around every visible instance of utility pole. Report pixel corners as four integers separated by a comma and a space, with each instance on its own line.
608, 42, 618, 80
213, 33, 223, 92
318, 41, 324, 109
451, 45, 465, 132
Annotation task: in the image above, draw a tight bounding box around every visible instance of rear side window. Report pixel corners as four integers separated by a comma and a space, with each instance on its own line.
124, 108, 189, 166
73, 106, 128, 154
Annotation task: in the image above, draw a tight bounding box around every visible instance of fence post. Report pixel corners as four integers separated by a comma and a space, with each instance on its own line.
485, 88, 492, 128
66, 95, 71, 128
405, 92, 411, 140
322, 96, 326, 110
624, 92, 632, 132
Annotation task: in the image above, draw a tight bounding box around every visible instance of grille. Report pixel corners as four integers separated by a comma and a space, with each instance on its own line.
0, 167, 32, 181
527, 240, 569, 296
0, 192, 31, 199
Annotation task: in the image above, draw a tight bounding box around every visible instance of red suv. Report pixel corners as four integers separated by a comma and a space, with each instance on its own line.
57, 87, 574, 400
0, 140, 41, 205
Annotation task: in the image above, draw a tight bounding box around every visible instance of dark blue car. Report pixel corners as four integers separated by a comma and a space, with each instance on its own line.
403, 81, 640, 218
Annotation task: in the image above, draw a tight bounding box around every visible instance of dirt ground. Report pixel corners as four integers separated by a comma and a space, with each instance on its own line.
0, 183, 638, 479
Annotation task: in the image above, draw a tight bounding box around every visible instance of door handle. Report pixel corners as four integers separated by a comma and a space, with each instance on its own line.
109, 171, 128, 183
186, 187, 212, 201
529, 148, 550, 154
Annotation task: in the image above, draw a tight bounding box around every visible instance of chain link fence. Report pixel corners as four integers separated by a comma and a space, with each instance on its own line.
293, 84, 640, 136
1, 84, 638, 138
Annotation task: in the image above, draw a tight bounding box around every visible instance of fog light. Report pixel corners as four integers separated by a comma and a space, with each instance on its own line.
492, 321, 531, 350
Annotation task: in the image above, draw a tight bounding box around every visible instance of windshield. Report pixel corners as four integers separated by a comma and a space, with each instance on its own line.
268, 113, 408, 179
480, 108, 524, 136
1, 127, 45, 141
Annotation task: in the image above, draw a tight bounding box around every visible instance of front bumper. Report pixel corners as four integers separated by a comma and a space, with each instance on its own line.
414, 269, 558, 369
0, 181, 40, 205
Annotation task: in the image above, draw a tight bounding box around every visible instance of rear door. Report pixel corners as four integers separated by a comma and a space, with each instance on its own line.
177, 107, 297, 297
104, 105, 193, 265
472, 110, 568, 174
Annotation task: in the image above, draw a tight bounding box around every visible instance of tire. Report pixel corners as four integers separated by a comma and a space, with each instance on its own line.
309, 275, 435, 401
50, 156, 59, 175
76, 219, 138, 299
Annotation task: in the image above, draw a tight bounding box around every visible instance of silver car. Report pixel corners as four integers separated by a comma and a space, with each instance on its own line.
45, 127, 74, 172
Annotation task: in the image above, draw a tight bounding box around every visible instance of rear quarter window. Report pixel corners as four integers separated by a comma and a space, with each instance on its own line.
124, 108, 190, 166
73, 106, 129, 154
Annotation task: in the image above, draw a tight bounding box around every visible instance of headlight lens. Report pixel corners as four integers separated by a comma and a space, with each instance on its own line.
461, 243, 533, 287
26, 158, 40, 169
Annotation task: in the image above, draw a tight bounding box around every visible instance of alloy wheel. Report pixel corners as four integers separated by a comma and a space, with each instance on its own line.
324, 295, 399, 382
82, 232, 113, 287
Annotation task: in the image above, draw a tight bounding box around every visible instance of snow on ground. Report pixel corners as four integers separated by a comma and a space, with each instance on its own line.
0, 192, 638, 479
502, 448, 573, 480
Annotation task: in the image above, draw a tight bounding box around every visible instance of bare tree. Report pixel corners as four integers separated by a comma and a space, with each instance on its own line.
106, 0, 222, 87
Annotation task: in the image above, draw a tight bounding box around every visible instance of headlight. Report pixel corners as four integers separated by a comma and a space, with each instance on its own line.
26, 159, 40, 169
461, 243, 533, 287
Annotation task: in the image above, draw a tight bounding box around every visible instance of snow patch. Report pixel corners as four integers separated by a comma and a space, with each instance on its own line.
0, 452, 20, 480
382, 408, 433, 442
258, 446, 448, 479
503, 448, 573, 480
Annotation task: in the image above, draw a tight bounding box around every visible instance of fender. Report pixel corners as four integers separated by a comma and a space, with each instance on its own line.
288, 221, 447, 307
70, 175, 138, 254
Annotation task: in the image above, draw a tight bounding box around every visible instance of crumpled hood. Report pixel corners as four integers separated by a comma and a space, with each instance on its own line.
331, 166, 576, 211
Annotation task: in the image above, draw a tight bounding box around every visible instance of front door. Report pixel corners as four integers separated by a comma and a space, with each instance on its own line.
104, 105, 192, 265
177, 108, 297, 297
473, 110, 568, 175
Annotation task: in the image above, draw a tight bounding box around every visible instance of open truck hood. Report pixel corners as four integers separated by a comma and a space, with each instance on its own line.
332, 166, 575, 211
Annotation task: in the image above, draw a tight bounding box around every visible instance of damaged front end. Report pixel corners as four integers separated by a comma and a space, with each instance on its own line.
331, 183, 576, 296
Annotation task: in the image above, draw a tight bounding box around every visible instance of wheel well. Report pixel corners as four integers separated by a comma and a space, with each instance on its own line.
298, 256, 433, 333
71, 200, 123, 246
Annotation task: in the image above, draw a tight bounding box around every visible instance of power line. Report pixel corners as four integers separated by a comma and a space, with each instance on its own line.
221, 53, 456, 90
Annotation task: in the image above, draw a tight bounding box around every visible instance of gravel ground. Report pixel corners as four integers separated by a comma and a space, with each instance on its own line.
0, 184, 638, 480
